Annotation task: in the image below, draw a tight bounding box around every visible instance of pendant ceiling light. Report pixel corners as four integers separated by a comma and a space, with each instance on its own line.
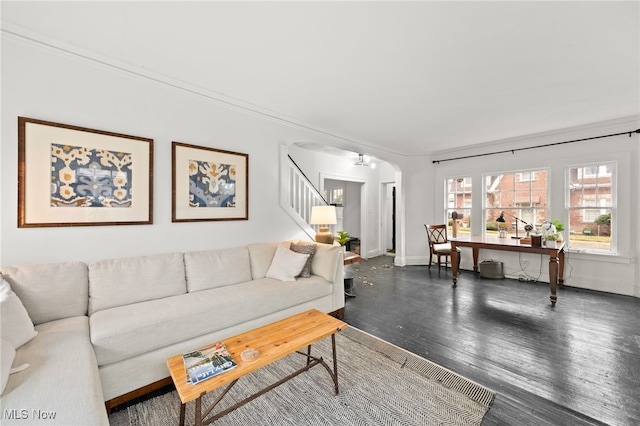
354, 154, 376, 168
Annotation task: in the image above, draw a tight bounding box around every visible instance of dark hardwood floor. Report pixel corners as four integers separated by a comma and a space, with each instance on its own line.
343, 255, 639, 426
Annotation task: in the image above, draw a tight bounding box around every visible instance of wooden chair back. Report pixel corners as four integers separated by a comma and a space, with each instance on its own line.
425, 224, 449, 247
424, 224, 456, 271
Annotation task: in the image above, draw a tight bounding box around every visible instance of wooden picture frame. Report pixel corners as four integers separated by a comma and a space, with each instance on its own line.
172, 142, 249, 222
18, 117, 153, 227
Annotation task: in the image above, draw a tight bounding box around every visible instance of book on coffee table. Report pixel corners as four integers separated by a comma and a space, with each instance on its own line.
183, 342, 237, 384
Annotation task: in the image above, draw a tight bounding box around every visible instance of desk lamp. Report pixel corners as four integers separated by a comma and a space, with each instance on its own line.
496, 211, 534, 239
310, 205, 337, 244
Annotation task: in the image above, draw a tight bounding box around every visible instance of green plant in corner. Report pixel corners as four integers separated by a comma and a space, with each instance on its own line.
335, 230, 350, 246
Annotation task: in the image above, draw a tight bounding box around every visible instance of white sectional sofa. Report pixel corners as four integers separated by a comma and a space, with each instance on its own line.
0, 241, 344, 426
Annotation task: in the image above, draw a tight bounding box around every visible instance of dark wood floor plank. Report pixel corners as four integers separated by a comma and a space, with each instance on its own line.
343, 256, 640, 426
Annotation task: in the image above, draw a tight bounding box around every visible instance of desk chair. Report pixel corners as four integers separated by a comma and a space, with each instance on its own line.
424, 224, 461, 272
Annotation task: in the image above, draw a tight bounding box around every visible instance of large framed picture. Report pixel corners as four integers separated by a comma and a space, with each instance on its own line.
18, 117, 154, 228
172, 142, 249, 222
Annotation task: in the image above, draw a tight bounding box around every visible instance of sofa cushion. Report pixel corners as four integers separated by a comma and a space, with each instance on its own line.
0, 262, 88, 325
290, 242, 317, 278
184, 246, 252, 292
247, 242, 281, 279
0, 278, 38, 348
266, 245, 309, 282
0, 317, 109, 426
90, 276, 332, 366
311, 243, 341, 282
1, 338, 15, 395
89, 252, 186, 314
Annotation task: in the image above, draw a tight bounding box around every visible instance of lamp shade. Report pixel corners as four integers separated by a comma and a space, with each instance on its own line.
310, 205, 337, 244
310, 205, 337, 225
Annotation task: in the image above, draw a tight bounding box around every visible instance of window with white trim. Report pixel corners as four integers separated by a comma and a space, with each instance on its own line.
485, 169, 549, 236
567, 162, 615, 253
445, 177, 471, 237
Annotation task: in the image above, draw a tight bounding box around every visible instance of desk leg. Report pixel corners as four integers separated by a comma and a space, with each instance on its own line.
549, 253, 559, 306
558, 249, 565, 285
472, 248, 479, 273
451, 243, 458, 287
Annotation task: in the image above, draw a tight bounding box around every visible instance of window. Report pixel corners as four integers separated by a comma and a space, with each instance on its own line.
485, 169, 549, 236
517, 171, 537, 182
580, 164, 612, 178
567, 162, 615, 253
330, 188, 344, 206
445, 177, 471, 237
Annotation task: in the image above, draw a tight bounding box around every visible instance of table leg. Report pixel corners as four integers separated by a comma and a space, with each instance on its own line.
549, 252, 559, 306
331, 334, 339, 395
472, 248, 479, 273
558, 249, 565, 285
451, 242, 458, 287
195, 395, 202, 426
179, 401, 185, 426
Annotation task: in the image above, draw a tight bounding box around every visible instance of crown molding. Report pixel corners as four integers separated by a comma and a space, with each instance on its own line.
1, 22, 403, 156
432, 115, 640, 161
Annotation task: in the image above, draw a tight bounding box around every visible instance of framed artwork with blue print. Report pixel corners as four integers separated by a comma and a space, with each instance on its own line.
172, 142, 248, 222
18, 117, 153, 227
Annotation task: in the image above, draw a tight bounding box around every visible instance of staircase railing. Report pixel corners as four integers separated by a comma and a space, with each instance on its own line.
279, 146, 328, 240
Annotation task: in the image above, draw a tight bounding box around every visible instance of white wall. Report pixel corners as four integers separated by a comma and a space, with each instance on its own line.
0, 34, 345, 265
400, 156, 438, 265
343, 181, 363, 237
3, 31, 637, 299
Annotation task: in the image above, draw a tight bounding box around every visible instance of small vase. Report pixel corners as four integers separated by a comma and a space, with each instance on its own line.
556, 232, 563, 243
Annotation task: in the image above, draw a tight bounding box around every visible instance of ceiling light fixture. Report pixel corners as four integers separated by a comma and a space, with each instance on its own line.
354, 154, 376, 169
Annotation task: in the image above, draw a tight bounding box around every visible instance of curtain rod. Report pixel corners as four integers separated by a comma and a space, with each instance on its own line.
432, 129, 640, 164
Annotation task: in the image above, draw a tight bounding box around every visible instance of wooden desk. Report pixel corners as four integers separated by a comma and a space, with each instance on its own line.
343, 251, 361, 265
450, 236, 565, 306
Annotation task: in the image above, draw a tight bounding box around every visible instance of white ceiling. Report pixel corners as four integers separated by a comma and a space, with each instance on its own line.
2, 1, 639, 156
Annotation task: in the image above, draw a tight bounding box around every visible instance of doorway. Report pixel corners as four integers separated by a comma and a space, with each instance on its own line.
321, 175, 367, 257
382, 183, 396, 255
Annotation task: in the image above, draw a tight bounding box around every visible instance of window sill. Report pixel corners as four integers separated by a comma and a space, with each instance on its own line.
566, 249, 631, 264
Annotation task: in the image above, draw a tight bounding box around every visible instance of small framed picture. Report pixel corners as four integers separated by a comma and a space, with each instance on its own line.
172, 142, 249, 222
18, 117, 153, 227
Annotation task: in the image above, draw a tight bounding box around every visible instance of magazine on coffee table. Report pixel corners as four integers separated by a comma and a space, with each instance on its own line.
183, 342, 237, 384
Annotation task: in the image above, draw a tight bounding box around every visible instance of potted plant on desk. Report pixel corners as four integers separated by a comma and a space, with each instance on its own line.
551, 219, 565, 242
335, 230, 350, 252
544, 230, 559, 247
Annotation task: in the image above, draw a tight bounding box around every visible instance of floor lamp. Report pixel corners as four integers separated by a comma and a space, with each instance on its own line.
310, 205, 337, 244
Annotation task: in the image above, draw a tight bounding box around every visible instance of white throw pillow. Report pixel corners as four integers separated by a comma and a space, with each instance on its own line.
266, 245, 310, 282
1, 338, 15, 395
0, 278, 38, 348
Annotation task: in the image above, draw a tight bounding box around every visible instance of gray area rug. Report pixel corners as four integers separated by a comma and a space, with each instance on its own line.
109, 326, 495, 426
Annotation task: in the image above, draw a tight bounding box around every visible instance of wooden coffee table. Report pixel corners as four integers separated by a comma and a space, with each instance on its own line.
167, 309, 347, 426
